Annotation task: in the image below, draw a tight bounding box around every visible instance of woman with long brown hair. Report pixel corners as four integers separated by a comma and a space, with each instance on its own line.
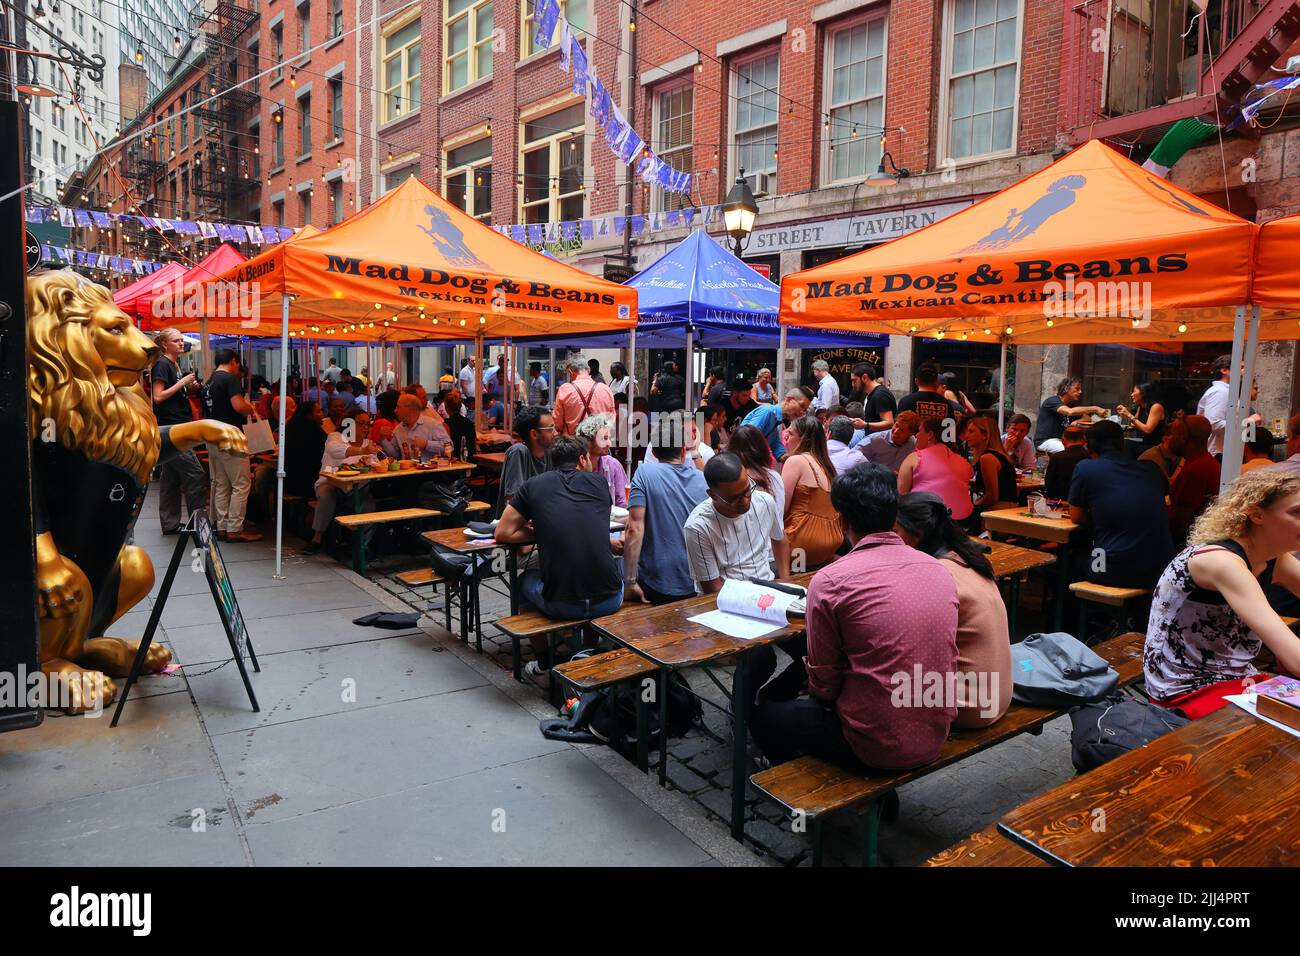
728, 423, 785, 517
780, 415, 844, 569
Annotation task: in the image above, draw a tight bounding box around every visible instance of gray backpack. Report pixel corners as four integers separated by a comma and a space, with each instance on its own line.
1010, 632, 1118, 707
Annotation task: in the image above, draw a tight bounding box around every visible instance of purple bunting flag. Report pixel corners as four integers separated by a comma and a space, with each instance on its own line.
534, 0, 560, 48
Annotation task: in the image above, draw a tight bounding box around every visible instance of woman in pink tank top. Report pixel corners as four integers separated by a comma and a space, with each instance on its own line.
898, 416, 974, 521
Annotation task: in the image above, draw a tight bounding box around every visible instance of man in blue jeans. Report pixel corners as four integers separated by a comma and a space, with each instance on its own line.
495, 434, 624, 687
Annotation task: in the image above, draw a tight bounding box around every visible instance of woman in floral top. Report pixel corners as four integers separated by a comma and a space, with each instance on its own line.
1144, 468, 1300, 718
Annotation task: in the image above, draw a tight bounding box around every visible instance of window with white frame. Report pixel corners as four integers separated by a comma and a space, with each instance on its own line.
944, 0, 1020, 161
732, 52, 778, 195
444, 137, 492, 223
381, 18, 421, 122
654, 84, 692, 212
824, 17, 885, 184
329, 0, 343, 39
383, 163, 419, 192
445, 0, 492, 93
521, 0, 586, 57
520, 103, 584, 224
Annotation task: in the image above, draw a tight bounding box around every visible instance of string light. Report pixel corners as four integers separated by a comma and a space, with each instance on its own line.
134, 45, 144, 64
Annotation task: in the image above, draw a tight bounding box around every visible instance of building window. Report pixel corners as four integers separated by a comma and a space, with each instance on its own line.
273, 114, 285, 166
32, 129, 41, 157
329, 0, 343, 39
250, 128, 261, 176
521, 0, 585, 57
272, 25, 283, 81
249, 41, 260, 92
444, 137, 492, 223
943, 0, 1020, 161
301, 191, 312, 226
383, 163, 419, 192
329, 180, 343, 223
274, 200, 285, 226
381, 18, 421, 122
444, 0, 492, 94
298, 93, 311, 156
824, 16, 886, 184
299, 3, 311, 56
520, 103, 584, 223
732, 52, 778, 196
329, 78, 344, 140
654, 84, 692, 212
192, 85, 201, 137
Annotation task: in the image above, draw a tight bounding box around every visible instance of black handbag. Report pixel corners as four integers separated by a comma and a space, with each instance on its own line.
1069, 694, 1190, 773
418, 476, 473, 519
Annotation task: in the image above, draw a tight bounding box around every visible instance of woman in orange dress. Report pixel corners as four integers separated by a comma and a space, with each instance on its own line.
780, 415, 844, 571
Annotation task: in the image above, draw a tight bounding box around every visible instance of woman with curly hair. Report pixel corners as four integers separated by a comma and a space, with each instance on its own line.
1143, 468, 1300, 718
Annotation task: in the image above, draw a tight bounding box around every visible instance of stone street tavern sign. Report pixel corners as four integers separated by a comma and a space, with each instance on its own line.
749, 200, 973, 255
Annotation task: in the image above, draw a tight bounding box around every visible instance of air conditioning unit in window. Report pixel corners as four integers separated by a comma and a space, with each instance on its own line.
744, 172, 774, 197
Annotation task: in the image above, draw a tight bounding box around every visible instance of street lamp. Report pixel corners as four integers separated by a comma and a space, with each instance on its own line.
722, 168, 759, 257
867, 150, 910, 188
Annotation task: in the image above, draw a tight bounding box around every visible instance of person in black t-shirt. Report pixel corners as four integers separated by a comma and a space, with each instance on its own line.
203, 348, 261, 541
857, 364, 897, 434
896, 364, 963, 424
721, 379, 757, 431
1033, 376, 1108, 450
495, 435, 624, 686
652, 361, 686, 412
150, 328, 208, 534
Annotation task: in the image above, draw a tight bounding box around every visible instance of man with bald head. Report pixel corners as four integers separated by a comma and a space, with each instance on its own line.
384, 393, 451, 462
1168, 414, 1221, 545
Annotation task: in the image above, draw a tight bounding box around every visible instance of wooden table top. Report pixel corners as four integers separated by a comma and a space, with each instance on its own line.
926, 823, 1050, 868
592, 573, 816, 669
421, 527, 504, 553
981, 506, 1079, 544
476, 431, 513, 448
1016, 476, 1045, 492
1000, 706, 1300, 866
473, 452, 507, 470
985, 539, 1057, 578
323, 461, 474, 488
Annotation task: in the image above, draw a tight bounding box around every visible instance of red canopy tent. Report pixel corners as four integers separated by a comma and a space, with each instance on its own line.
137, 242, 248, 332
112, 262, 187, 321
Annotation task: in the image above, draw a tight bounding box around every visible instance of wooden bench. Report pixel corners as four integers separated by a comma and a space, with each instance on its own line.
749, 631, 1147, 866
334, 508, 442, 576
552, 649, 662, 772
1069, 582, 1151, 643
394, 567, 444, 588
496, 610, 590, 693
925, 823, 1049, 868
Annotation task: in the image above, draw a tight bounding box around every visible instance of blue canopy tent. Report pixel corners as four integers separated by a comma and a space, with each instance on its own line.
512, 229, 888, 402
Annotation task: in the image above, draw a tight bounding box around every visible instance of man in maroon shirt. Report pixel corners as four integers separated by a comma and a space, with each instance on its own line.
750, 463, 959, 772
1168, 415, 1221, 545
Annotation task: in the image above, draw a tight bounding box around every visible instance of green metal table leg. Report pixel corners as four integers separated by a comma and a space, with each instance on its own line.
1008, 576, 1020, 637
658, 669, 670, 786
635, 682, 650, 773
812, 817, 824, 867
863, 798, 881, 867
730, 654, 752, 842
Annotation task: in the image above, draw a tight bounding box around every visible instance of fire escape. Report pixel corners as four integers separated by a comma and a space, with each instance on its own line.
1067, 0, 1300, 145
195, 0, 260, 221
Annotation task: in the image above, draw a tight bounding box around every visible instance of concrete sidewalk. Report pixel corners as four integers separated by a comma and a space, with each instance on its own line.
0, 491, 756, 867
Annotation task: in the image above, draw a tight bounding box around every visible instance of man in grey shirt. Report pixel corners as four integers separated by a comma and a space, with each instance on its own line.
496, 404, 555, 516
860, 411, 919, 473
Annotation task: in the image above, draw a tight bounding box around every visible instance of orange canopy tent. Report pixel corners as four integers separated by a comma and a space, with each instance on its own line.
137, 242, 248, 332
189, 176, 636, 343
113, 262, 188, 320
780, 139, 1258, 345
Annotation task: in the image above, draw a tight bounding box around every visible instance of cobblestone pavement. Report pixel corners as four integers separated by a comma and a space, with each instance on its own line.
375, 548, 1104, 867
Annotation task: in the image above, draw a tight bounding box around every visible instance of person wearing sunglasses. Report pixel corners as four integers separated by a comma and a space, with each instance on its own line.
496, 404, 555, 516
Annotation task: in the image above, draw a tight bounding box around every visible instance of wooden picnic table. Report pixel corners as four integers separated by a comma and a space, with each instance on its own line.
591, 572, 816, 842
473, 452, 507, 473
476, 430, 513, 449
1016, 475, 1045, 495
985, 539, 1057, 634
982, 506, 1081, 631
998, 705, 1300, 866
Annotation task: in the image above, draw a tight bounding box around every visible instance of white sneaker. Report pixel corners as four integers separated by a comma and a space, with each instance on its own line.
524, 660, 550, 689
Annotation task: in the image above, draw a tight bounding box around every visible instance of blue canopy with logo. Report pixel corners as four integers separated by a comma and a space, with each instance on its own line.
514, 230, 888, 350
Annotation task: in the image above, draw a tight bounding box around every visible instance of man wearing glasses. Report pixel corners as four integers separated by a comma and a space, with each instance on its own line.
496, 405, 556, 517
683, 453, 790, 594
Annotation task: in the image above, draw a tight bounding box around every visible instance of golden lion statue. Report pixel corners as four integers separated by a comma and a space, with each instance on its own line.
29, 270, 247, 713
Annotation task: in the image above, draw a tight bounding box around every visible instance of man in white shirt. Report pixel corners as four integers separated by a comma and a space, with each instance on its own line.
528, 362, 549, 405
810, 359, 840, 412
1001, 414, 1037, 470
321, 358, 343, 384
684, 453, 790, 592
383, 394, 450, 461
457, 357, 477, 406
826, 416, 861, 475
1196, 354, 1232, 459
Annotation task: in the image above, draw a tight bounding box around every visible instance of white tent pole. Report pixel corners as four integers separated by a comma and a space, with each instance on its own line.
777, 324, 787, 398
998, 336, 1008, 435
627, 325, 637, 474
684, 324, 694, 410
1220, 305, 1249, 493
274, 296, 290, 579
504, 336, 513, 437
474, 330, 484, 435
